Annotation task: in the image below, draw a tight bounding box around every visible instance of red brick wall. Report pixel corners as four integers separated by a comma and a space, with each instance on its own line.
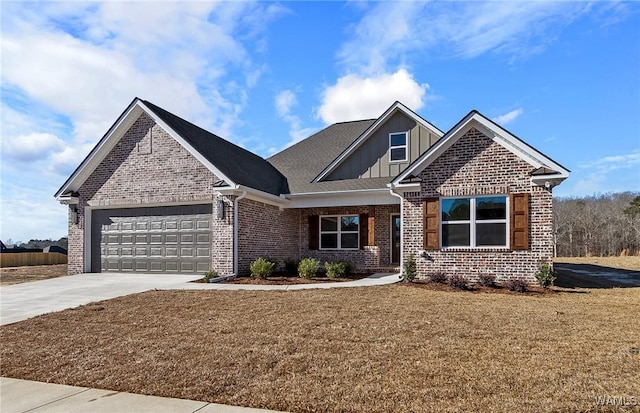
402, 128, 554, 283
237, 198, 299, 275
68, 112, 234, 275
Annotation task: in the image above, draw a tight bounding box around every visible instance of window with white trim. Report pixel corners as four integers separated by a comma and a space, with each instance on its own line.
441, 196, 508, 247
320, 215, 359, 249
389, 132, 408, 162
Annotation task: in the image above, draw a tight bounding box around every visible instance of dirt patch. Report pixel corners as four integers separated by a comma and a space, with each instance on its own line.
0, 264, 68, 286
402, 279, 557, 295
2, 285, 638, 412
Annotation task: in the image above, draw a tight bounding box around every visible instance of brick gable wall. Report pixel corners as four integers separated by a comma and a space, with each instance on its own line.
67, 112, 234, 275
402, 128, 553, 283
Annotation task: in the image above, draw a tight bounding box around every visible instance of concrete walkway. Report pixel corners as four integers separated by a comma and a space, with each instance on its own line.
0, 377, 284, 413
173, 272, 402, 291
0, 273, 202, 325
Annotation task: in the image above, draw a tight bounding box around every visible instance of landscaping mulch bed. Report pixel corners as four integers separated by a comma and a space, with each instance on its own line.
2, 285, 639, 413
220, 272, 372, 285
402, 279, 557, 295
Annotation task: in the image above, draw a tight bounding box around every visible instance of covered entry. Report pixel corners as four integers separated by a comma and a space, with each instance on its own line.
91, 204, 213, 273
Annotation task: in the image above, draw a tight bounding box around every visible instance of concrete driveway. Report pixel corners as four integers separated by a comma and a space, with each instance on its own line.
0, 273, 201, 325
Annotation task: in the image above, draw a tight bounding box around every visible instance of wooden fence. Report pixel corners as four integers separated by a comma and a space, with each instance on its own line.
0, 252, 68, 268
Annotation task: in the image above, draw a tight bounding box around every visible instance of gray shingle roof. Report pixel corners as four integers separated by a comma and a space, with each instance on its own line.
142, 100, 289, 196
268, 120, 390, 194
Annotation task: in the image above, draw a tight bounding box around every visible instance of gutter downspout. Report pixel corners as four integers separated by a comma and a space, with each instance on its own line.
389, 185, 404, 272
232, 188, 248, 278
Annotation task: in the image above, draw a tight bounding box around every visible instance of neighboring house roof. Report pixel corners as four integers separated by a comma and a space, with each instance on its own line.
267, 120, 376, 194
392, 109, 570, 188
55, 98, 289, 199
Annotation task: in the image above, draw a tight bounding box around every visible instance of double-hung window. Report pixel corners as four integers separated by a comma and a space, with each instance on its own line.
389, 132, 408, 162
320, 215, 359, 249
441, 196, 507, 247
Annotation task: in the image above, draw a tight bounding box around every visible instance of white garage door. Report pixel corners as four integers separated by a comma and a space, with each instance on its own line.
91, 205, 213, 273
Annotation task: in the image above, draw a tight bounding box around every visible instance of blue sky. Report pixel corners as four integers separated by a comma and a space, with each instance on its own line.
1, 1, 639, 243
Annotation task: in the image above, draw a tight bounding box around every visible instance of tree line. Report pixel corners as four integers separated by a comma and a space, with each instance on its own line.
554, 192, 639, 257
2, 237, 68, 251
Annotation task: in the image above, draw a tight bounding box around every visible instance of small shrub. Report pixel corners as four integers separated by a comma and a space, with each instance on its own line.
298, 258, 319, 279
403, 253, 417, 282
535, 261, 556, 289
428, 271, 447, 284
250, 257, 275, 279
478, 274, 497, 288
343, 262, 355, 276
447, 274, 468, 290
284, 258, 299, 275
506, 278, 528, 293
325, 261, 349, 279
204, 270, 219, 281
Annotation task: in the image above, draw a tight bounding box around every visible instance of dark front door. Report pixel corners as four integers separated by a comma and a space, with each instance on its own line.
391, 214, 401, 264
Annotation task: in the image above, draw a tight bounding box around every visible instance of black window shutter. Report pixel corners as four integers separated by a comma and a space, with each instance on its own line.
359, 213, 369, 249
308, 215, 319, 250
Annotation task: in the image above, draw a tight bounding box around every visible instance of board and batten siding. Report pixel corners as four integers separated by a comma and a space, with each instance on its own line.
326, 111, 440, 180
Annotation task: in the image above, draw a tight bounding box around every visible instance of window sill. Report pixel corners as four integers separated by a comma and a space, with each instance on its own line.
440, 247, 512, 253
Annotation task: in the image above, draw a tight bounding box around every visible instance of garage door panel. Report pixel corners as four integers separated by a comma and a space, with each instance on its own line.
180, 247, 194, 257
181, 234, 194, 244
92, 205, 213, 273
180, 220, 195, 230
196, 262, 210, 272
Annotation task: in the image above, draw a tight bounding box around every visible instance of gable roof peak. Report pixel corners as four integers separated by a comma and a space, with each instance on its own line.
312, 100, 444, 183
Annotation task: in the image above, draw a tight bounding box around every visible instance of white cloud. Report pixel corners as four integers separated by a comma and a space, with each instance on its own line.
339, 1, 590, 73
492, 108, 524, 125
557, 150, 640, 197
2, 133, 65, 162
274, 89, 317, 148
49, 142, 96, 177
579, 150, 640, 173
276, 90, 297, 118
0, 182, 68, 242
317, 69, 428, 124
0, 1, 284, 144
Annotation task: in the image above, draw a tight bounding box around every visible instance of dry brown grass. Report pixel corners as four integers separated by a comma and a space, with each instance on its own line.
2, 285, 639, 412
555, 256, 640, 271
0, 264, 68, 286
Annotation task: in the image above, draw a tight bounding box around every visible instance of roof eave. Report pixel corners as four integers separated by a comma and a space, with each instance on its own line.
392, 111, 570, 187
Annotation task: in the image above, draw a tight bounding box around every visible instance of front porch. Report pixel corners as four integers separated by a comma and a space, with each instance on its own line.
299, 204, 401, 271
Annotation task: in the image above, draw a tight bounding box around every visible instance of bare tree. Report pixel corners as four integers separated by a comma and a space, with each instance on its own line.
553, 192, 639, 257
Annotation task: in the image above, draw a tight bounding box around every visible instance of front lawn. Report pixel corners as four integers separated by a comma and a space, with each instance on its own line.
1, 285, 638, 412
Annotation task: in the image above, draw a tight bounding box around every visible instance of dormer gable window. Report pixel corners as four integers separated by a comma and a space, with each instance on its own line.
389, 132, 408, 162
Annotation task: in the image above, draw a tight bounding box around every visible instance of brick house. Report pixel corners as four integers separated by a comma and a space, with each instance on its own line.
55, 98, 569, 282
